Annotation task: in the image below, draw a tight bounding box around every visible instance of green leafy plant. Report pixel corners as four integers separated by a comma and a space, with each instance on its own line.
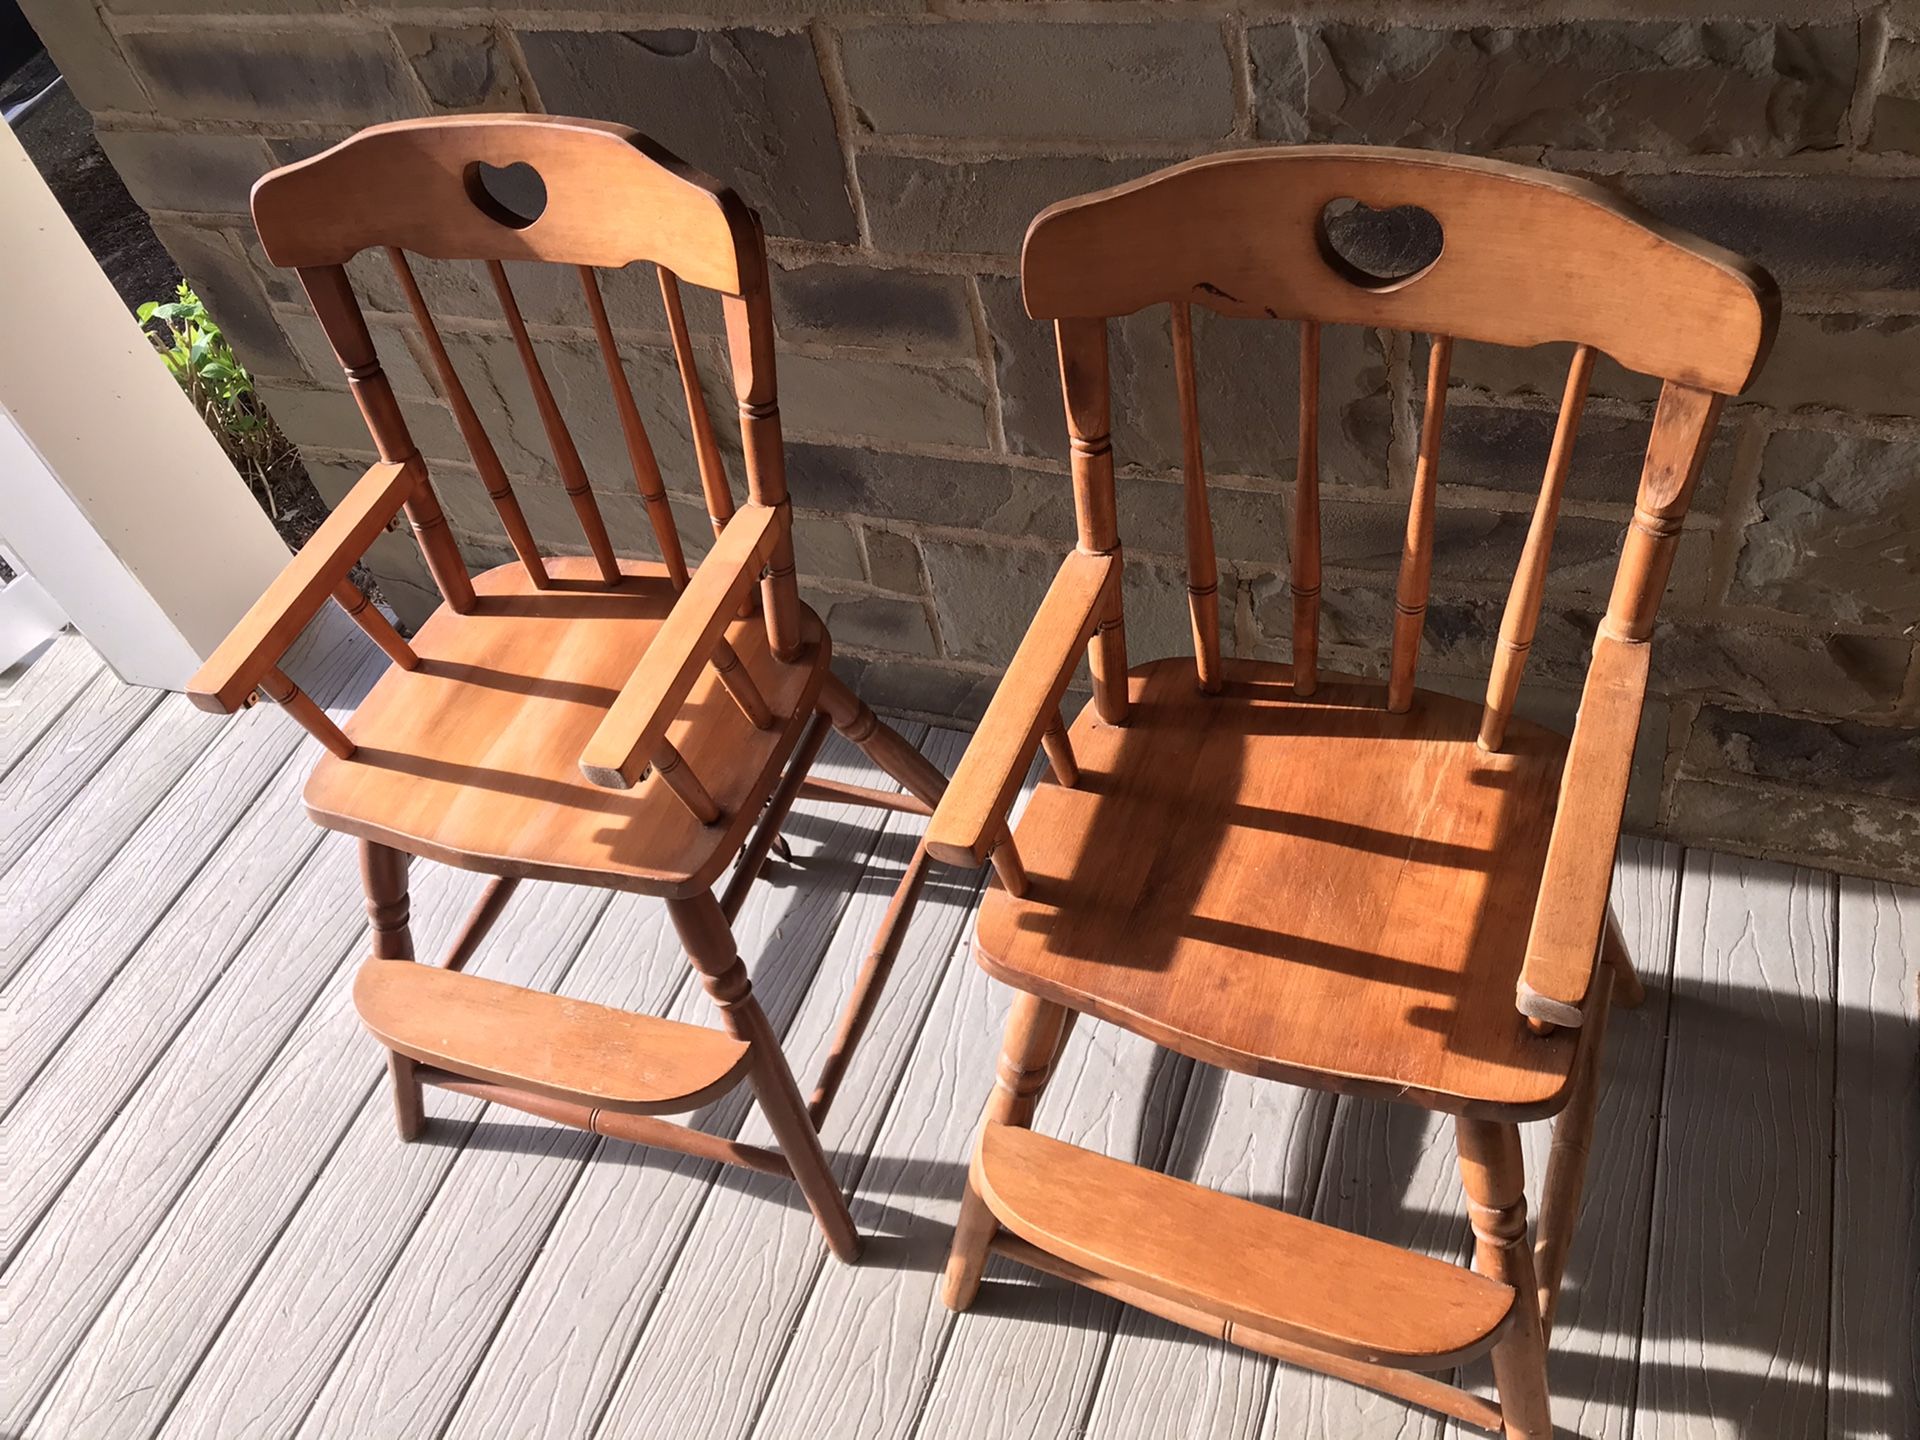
139, 282, 292, 515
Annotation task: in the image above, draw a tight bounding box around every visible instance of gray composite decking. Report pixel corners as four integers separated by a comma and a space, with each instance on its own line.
2, 625, 1913, 1440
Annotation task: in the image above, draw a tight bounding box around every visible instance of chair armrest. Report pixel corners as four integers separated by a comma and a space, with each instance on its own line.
1517, 634, 1652, 1028
925, 550, 1116, 868
579, 501, 781, 791
185, 458, 420, 713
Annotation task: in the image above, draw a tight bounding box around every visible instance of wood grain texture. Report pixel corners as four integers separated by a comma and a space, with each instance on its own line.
978, 659, 1580, 1117
1639, 853, 1834, 1439
1258, 1100, 1471, 1440
925, 548, 1114, 867
251, 116, 760, 295
6, 747, 329, 1241
578, 502, 780, 790
0, 633, 102, 778
185, 459, 417, 713
1081, 1067, 1337, 1440
977, 1122, 1514, 1367
1021, 146, 1777, 394
303, 556, 824, 897
352, 960, 751, 1115
0, 665, 163, 872
1829, 878, 1918, 1440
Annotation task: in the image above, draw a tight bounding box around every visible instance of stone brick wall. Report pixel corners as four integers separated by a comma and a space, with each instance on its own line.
24, 0, 1919, 882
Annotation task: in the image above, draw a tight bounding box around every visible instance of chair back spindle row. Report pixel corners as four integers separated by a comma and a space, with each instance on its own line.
1017, 147, 1774, 743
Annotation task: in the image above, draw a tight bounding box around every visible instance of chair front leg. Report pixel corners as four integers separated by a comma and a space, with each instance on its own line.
942, 989, 1072, 1311
667, 891, 860, 1263
1456, 1117, 1552, 1440
360, 840, 424, 1141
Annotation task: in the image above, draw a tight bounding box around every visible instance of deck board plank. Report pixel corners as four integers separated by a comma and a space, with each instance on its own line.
1638, 852, 1835, 1439
431, 732, 931, 1440
0, 617, 366, 996
0, 665, 163, 872
588, 733, 980, 1440
1829, 878, 1917, 1440
0, 633, 102, 778
150, 877, 605, 1440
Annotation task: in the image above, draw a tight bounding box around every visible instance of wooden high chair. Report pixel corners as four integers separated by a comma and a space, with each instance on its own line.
926, 147, 1776, 1435
183, 116, 953, 1262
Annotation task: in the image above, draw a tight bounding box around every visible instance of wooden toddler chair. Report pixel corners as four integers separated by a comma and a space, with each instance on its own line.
183, 116, 955, 1262
925, 147, 1776, 1434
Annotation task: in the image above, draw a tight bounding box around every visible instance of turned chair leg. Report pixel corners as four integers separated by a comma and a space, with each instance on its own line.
668, 892, 861, 1263
1601, 914, 1646, 1009
942, 990, 1073, 1311
360, 840, 425, 1141
1456, 1117, 1553, 1440
816, 673, 948, 811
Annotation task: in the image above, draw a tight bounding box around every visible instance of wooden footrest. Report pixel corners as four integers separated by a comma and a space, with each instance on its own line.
976, 1123, 1514, 1369
354, 960, 752, 1115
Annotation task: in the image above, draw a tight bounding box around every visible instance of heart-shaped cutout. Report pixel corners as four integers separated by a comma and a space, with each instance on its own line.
465, 161, 547, 230
1317, 198, 1443, 291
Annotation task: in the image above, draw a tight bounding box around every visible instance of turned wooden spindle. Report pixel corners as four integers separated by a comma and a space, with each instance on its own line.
1292, 320, 1323, 696
1170, 302, 1222, 694
1388, 334, 1453, 713
1056, 316, 1129, 725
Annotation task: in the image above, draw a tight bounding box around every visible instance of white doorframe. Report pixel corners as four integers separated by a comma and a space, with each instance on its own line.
0, 121, 287, 690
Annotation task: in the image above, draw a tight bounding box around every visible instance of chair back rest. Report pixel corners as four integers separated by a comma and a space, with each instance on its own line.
1020, 146, 1778, 743
252, 115, 801, 657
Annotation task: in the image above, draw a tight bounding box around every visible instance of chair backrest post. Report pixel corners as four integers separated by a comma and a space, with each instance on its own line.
296, 263, 475, 614
722, 283, 802, 662
1602, 381, 1724, 645
1055, 315, 1131, 725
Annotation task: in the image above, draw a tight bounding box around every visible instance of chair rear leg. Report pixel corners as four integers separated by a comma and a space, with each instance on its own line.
1534, 964, 1615, 1330
808, 840, 932, 1127
817, 673, 948, 809
1456, 1117, 1552, 1440
668, 892, 861, 1263
943, 990, 1073, 1311
360, 840, 425, 1140
1602, 913, 1646, 1008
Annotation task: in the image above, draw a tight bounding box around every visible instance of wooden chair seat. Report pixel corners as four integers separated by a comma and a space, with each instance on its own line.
304, 556, 829, 898
974, 1122, 1516, 1369
355, 959, 753, 1115
975, 657, 1585, 1119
